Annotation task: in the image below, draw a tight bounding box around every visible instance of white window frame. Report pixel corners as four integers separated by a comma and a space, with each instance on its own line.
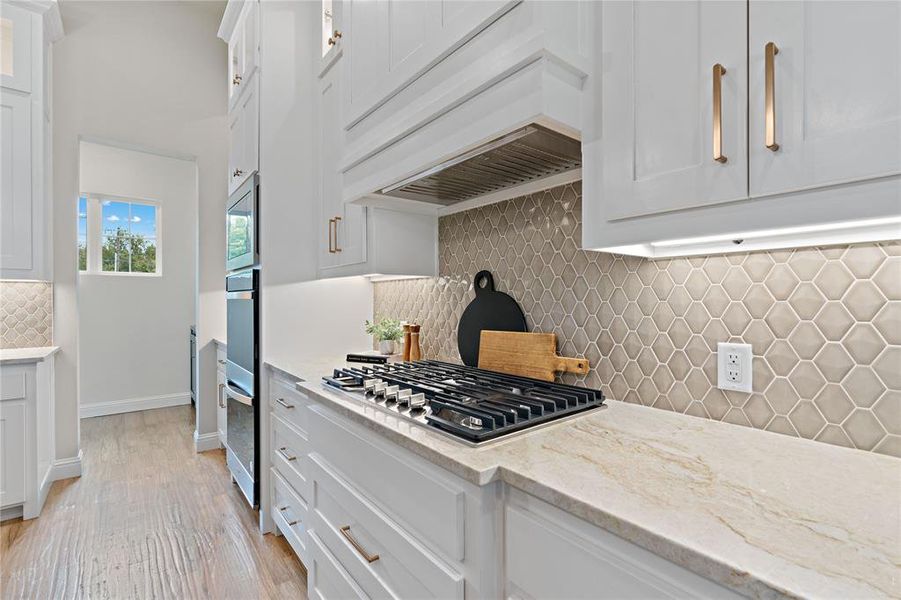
79, 194, 163, 277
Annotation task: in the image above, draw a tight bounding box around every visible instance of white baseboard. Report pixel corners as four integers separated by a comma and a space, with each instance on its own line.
194, 430, 221, 453
80, 392, 191, 418
50, 450, 83, 481
1, 505, 23, 522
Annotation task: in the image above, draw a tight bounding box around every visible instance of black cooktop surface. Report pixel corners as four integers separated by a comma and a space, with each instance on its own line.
323, 360, 605, 444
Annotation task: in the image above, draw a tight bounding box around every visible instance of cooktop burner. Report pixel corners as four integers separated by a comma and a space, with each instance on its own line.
323, 360, 605, 444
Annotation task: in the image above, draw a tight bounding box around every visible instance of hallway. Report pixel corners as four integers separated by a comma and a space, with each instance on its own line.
0, 406, 308, 599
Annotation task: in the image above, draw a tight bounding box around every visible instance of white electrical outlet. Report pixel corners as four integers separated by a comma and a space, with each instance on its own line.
717, 342, 753, 393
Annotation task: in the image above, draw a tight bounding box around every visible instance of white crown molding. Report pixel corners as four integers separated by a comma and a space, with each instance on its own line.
217, 0, 244, 42
80, 392, 191, 419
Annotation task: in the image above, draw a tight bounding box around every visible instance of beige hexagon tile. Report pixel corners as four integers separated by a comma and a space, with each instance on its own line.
373, 183, 901, 456
1, 281, 53, 349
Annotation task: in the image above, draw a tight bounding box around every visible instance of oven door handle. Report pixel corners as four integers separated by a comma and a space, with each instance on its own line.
223, 383, 254, 406
226, 291, 255, 300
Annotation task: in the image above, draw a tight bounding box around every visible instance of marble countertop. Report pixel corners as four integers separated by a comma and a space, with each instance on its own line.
0, 346, 60, 365
291, 373, 899, 599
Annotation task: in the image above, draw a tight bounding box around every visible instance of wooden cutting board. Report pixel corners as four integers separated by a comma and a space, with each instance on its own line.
477, 330, 589, 382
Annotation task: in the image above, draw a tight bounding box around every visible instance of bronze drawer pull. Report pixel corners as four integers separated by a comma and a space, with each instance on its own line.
712, 63, 727, 163
340, 525, 379, 563
276, 398, 294, 409
277, 447, 297, 461
765, 42, 779, 151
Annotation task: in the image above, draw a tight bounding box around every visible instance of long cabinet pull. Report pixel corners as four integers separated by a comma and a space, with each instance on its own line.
765, 42, 779, 151
218, 383, 225, 408
328, 218, 336, 253
277, 446, 297, 461
333, 216, 342, 253
340, 525, 379, 563
276, 397, 295, 409
712, 64, 727, 163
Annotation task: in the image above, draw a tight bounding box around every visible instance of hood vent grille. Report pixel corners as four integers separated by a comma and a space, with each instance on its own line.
380, 125, 581, 206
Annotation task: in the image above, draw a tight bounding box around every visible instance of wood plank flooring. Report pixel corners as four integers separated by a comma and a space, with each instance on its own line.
0, 406, 308, 599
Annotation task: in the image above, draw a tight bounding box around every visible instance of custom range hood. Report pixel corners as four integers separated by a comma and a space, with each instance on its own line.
378, 125, 581, 207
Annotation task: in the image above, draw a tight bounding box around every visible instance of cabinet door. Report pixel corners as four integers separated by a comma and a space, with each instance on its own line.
240, 77, 259, 181
227, 107, 244, 195
242, 2, 258, 84
0, 90, 33, 272
319, 65, 341, 269
228, 29, 243, 108
749, 1, 901, 197
0, 400, 26, 507
599, 1, 747, 221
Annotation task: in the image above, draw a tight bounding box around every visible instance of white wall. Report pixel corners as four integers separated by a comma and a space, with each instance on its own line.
53, 2, 226, 459
77, 141, 196, 415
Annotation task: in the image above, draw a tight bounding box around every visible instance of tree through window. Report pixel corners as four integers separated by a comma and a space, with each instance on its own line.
78, 196, 160, 275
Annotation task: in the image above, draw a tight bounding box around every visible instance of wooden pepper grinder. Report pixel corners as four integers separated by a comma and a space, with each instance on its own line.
402, 324, 413, 361
409, 324, 422, 361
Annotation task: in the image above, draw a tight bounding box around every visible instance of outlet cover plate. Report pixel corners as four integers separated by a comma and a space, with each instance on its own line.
717, 342, 753, 393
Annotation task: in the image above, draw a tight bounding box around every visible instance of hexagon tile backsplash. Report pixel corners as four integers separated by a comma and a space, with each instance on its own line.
373, 182, 901, 457
0, 280, 53, 349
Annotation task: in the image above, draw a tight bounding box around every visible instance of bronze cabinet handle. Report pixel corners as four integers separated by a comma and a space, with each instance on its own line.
333, 216, 342, 252
218, 383, 225, 408
327, 30, 343, 46
765, 42, 779, 151
232, 74, 242, 86
277, 446, 297, 461
712, 64, 727, 163
276, 397, 294, 409
328, 218, 336, 253
340, 525, 379, 563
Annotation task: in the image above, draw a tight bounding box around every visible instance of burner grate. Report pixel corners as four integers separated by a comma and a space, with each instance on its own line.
323, 360, 605, 443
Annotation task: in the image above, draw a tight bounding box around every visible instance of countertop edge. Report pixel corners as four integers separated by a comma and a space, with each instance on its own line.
0, 346, 61, 364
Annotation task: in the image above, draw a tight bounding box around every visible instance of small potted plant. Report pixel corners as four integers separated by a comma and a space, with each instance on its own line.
365, 317, 403, 355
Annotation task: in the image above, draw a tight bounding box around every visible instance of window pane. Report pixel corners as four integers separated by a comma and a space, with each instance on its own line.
102, 235, 130, 273
130, 203, 156, 237
130, 235, 156, 273
77, 196, 87, 271
102, 200, 131, 238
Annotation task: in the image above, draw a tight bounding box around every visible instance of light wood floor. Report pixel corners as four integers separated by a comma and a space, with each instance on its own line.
0, 406, 308, 600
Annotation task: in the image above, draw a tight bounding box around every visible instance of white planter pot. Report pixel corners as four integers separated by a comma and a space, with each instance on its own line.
378, 340, 396, 355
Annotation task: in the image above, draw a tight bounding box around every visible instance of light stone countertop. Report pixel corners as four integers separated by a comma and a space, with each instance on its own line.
0, 346, 60, 365
284, 369, 900, 600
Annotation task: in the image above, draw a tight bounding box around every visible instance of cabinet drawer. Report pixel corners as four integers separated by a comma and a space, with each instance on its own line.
271, 414, 308, 502
309, 405, 465, 561
505, 489, 739, 600
268, 377, 309, 434
310, 455, 463, 600
309, 532, 369, 600
271, 467, 309, 562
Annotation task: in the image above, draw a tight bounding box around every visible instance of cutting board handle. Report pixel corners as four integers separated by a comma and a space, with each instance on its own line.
473, 270, 496, 296
556, 356, 589, 375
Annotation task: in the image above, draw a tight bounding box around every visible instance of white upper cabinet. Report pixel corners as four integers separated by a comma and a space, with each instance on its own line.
0, 2, 58, 281
227, 1, 259, 111
748, 0, 901, 197
318, 60, 367, 271
341, 0, 512, 130
0, 91, 32, 273
600, 1, 747, 220
584, 0, 901, 257
227, 72, 259, 195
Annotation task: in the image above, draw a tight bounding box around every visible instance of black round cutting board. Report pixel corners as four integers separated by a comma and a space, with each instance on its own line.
457, 270, 527, 367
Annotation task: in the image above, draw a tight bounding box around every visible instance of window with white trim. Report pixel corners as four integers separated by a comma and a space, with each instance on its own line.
77, 195, 161, 275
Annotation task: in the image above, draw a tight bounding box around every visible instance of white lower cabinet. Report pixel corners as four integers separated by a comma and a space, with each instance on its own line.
0, 357, 55, 520
277, 389, 739, 599
504, 488, 741, 600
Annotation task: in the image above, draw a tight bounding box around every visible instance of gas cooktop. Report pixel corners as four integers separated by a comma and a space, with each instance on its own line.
323, 360, 605, 445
